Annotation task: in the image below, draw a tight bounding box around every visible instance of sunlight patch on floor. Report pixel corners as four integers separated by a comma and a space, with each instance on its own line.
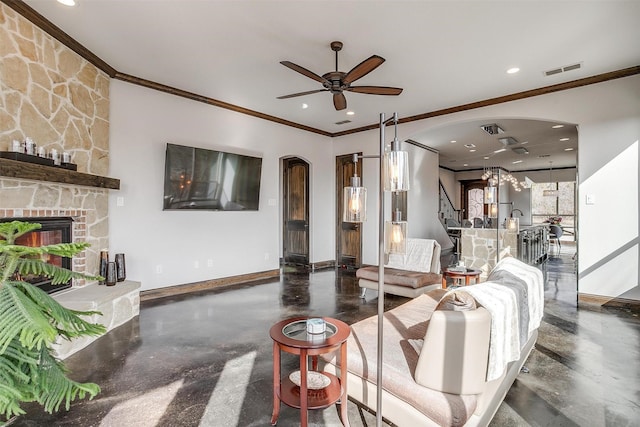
99, 379, 184, 427
199, 351, 257, 426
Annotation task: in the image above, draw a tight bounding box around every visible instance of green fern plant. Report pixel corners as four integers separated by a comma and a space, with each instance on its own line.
0, 221, 106, 424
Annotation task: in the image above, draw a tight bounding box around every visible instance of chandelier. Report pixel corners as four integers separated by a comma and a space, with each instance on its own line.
481, 166, 523, 192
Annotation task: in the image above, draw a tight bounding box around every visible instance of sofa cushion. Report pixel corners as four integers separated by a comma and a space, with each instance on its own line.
356, 266, 441, 289
435, 290, 477, 311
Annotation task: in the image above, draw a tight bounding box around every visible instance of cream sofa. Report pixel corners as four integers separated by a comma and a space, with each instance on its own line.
356, 238, 442, 298
324, 257, 544, 427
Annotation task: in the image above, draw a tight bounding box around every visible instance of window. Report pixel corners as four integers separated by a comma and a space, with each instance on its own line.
532, 181, 575, 236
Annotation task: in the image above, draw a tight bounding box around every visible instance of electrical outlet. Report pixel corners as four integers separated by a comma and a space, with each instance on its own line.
264, 253, 270, 261
207, 259, 213, 267
116, 196, 125, 207
156, 265, 163, 274
194, 260, 199, 269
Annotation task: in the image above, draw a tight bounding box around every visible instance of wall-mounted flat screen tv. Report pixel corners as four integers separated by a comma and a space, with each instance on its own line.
163, 143, 262, 211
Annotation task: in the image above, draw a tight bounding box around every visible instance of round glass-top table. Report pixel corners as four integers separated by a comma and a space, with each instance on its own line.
269, 317, 351, 427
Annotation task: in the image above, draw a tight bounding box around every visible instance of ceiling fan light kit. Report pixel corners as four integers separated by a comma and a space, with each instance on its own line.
278, 41, 403, 111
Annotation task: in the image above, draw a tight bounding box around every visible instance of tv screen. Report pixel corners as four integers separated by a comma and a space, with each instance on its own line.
163, 143, 262, 211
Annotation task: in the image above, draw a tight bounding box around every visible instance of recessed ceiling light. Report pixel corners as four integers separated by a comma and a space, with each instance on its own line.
484, 156, 490, 160
506, 67, 520, 74
552, 124, 564, 129
560, 138, 570, 141
564, 148, 574, 151
512, 160, 523, 164
450, 140, 457, 143
346, 111, 355, 116
57, 0, 76, 5
494, 148, 507, 153
301, 103, 308, 109
469, 149, 477, 152
463, 163, 469, 167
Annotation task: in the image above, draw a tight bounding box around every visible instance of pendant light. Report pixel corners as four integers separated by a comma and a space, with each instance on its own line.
543, 161, 559, 197
385, 210, 407, 254
343, 164, 366, 222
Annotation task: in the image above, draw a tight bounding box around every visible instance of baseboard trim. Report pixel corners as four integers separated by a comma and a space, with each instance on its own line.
140, 269, 280, 302
311, 260, 336, 271
578, 293, 640, 309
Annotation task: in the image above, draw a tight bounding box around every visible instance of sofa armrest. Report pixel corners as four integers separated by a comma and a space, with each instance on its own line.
414, 307, 491, 395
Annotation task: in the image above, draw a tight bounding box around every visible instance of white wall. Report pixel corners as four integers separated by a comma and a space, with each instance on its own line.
406, 144, 451, 248
108, 81, 333, 291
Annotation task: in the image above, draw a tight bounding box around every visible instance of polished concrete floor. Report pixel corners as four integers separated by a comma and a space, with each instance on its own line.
10, 248, 640, 426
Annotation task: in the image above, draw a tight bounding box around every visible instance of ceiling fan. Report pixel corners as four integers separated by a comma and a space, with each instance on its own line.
277, 41, 403, 111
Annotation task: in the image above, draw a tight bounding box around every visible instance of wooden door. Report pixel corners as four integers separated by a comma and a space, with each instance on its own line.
282, 157, 309, 266
461, 180, 489, 221
336, 154, 362, 269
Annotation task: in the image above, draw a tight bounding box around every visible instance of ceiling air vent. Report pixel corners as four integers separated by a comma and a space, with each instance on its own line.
544, 62, 582, 77
480, 124, 504, 135
498, 137, 518, 146
538, 154, 551, 158
334, 119, 352, 125
512, 147, 529, 155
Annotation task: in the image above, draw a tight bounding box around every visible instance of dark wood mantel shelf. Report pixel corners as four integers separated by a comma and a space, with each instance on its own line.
0, 158, 120, 190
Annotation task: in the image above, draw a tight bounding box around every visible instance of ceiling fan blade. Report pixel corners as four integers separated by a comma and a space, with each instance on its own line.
280, 61, 328, 84
277, 89, 327, 99
346, 86, 403, 95
333, 92, 347, 110
342, 55, 385, 84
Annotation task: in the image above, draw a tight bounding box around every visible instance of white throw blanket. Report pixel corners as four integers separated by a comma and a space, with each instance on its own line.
489, 257, 545, 336
458, 282, 521, 381
387, 238, 437, 273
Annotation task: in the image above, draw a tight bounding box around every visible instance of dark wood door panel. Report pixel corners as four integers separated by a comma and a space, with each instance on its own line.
336, 154, 362, 268
283, 158, 309, 266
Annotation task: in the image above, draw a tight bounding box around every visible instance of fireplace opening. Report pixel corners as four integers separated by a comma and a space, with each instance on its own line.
1, 217, 73, 294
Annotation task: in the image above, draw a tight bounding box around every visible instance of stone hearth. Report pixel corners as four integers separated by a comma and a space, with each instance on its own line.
52, 280, 141, 359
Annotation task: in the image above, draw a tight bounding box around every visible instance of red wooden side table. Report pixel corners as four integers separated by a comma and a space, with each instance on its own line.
270, 317, 351, 427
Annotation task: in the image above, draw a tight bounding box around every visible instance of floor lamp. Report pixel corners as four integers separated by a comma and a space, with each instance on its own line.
343, 112, 409, 427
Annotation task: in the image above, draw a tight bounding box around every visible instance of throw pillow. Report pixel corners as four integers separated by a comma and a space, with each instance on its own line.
435, 290, 477, 311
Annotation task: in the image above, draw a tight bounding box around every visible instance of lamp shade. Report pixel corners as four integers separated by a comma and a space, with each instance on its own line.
384, 220, 407, 254
484, 186, 497, 204
343, 176, 366, 222
507, 217, 519, 232
383, 150, 409, 192
489, 203, 498, 218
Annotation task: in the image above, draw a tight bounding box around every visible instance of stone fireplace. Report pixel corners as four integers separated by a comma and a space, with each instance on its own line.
1, 4, 139, 359
0, 185, 108, 286
1, 215, 75, 293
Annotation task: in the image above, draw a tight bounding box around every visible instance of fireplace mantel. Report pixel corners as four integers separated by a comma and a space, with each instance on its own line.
0, 158, 120, 190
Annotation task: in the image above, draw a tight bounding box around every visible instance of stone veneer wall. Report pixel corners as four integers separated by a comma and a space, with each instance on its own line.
460, 228, 518, 276
0, 3, 110, 284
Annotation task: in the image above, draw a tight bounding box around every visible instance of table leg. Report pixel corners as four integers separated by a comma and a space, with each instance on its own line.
442, 275, 447, 289
339, 342, 350, 427
271, 341, 280, 425
466, 275, 471, 285
311, 355, 318, 371
300, 349, 308, 427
